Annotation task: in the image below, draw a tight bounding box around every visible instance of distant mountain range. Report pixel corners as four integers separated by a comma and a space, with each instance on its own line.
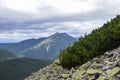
0, 38, 46, 55
0, 32, 76, 80
0, 32, 77, 59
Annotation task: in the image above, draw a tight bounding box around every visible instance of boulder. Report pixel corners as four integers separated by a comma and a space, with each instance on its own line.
72, 69, 86, 80
86, 69, 102, 75
102, 61, 117, 70
61, 74, 69, 78
112, 52, 120, 61
116, 74, 120, 78
95, 64, 104, 69
53, 59, 60, 65
104, 52, 113, 57
108, 67, 120, 78
90, 73, 100, 80
118, 61, 120, 67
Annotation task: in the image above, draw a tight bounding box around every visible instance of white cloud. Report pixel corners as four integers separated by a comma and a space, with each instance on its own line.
0, 0, 120, 42
1, 0, 41, 13
1, 0, 95, 17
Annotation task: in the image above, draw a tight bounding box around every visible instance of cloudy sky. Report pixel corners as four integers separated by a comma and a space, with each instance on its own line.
0, 0, 120, 43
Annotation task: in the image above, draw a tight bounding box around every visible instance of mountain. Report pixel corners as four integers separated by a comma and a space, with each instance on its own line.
0, 49, 16, 60
0, 38, 46, 55
21, 32, 77, 59
0, 58, 53, 80
0, 32, 76, 59
25, 47, 120, 80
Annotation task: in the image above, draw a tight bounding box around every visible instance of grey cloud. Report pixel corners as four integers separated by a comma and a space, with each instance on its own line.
0, 0, 120, 41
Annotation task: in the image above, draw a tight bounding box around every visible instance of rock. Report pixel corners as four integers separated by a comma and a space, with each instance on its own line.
94, 73, 100, 79
104, 51, 113, 57
112, 76, 120, 80
69, 67, 75, 77
102, 61, 117, 70
86, 69, 102, 75
89, 63, 104, 69
50, 78, 55, 80
66, 78, 72, 80
118, 61, 120, 67
54, 59, 60, 65
90, 73, 100, 80
108, 67, 120, 78
57, 74, 62, 78
112, 52, 120, 60
72, 69, 86, 80
97, 76, 105, 80
79, 61, 91, 70
95, 64, 104, 69
116, 74, 120, 78
61, 74, 69, 78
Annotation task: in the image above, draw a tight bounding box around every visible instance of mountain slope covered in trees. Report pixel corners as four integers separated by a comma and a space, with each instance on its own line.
0, 58, 52, 80
59, 15, 120, 68
0, 49, 16, 60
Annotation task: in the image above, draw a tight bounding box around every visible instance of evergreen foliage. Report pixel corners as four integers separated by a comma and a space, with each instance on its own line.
59, 15, 120, 68
0, 49, 16, 60
0, 58, 53, 80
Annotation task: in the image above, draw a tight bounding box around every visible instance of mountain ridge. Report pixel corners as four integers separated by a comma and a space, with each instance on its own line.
0, 37, 46, 55
21, 32, 77, 59
0, 32, 76, 59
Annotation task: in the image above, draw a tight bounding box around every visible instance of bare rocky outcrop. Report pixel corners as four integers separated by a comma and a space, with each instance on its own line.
25, 47, 120, 80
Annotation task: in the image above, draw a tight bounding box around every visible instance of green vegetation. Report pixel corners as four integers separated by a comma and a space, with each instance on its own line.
0, 49, 16, 60
59, 15, 120, 68
0, 58, 53, 80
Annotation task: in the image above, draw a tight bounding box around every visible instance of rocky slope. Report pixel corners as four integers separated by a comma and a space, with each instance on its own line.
25, 47, 120, 80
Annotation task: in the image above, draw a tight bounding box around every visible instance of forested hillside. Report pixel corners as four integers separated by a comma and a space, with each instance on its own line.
0, 49, 16, 60
0, 58, 52, 80
59, 15, 120, 68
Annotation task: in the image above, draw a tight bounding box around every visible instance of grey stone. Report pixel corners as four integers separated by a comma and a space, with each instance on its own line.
112, 52, 120, 60
95, 64, 104, 69
116, 75, 120, 79
104, 52, 113, 57
102, 61, 117, 70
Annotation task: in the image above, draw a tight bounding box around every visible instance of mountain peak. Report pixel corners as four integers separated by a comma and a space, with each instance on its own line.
52, 32, 66, 35
21, 32, 76, 59
50, 32, 72, 38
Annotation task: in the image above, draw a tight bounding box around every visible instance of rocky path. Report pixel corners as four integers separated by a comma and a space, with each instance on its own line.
25, 47, 120, 80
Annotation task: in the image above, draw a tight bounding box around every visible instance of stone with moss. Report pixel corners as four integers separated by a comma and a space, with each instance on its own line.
86, 69, 102, 75
108, 67, 120, 77
61, 74, 69, 78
